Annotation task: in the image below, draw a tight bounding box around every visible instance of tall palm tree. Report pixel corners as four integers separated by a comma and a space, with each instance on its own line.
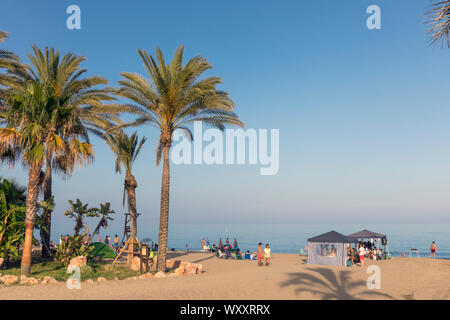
21, 46, 116, 258
0, 43, 115, 274
426, 1, 450, 47
116, 46, 244, 271
103, 130, 145, 266
64, 199, 99, 236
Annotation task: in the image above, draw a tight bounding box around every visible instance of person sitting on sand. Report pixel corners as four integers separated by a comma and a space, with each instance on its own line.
244, 250, 251, 260
429, 241, 437, 259
257, 243, 263, 266
235, 249, 242, 260
264, 244, 271, 266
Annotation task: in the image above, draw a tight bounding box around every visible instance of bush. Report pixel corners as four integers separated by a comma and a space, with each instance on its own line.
54, 233, 94, 265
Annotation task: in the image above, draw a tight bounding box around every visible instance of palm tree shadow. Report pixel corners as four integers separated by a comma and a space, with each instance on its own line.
280, 267, 393, 300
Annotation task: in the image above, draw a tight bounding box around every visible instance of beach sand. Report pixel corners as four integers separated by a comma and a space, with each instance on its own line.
0, 252, 449, 300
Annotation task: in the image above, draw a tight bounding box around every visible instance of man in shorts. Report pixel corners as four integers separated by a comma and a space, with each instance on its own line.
429, 241, 437, 259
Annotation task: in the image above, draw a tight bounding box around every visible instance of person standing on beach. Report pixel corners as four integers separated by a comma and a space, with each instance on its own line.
429, 241, 437, 259
113, 235, 120, 252
257, 243, 263, 266
201, 238, 205, 250
359, 244, 365, 266
264, 244, 271, 266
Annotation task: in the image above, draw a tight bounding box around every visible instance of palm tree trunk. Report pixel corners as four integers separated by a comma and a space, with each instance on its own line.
156, 140, 171, 272
125, 172, 138, 267
21, 161, 42, 276
40, 154, 52, 258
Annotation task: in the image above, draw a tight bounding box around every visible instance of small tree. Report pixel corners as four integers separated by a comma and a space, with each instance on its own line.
89, 202, 115, 244
64, 199, 99, 236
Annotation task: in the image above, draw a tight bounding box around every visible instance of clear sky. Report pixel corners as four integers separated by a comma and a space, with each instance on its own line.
1, 0, 450, 239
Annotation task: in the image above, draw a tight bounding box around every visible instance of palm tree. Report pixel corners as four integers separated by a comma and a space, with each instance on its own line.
64, 199, 99, 236
116, 46, 244, 271
0, 45, 110, 274
21, 46, 116, 258
89, 202, 115, 244
426, 1, 450, 47
0, 31, 21, 165
103, 130, 145, 266
0, 30, 20, 89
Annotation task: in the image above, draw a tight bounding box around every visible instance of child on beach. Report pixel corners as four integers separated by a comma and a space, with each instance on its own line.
257, 243, 263, 266
264, 244, 271, 266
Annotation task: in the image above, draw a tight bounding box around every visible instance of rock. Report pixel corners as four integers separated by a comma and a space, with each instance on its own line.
130, 256, 141, 272
69, 256, 87, 268
128, 276, 138, 280
184, 264, 197, 275
41, 276, 58, 285
139, 272, 153, 279
154, 271, 167, 278
1, 275, 18, 285
97, 277, 107, 282
20, 275, 40, 285
86, 279, 94, 284
0, 258, 4, 269
166, 260, 181, 269
114, 277, 119, 281
174, 266, 185, 276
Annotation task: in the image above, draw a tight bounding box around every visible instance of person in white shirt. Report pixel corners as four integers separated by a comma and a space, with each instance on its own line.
264, 244, 271, 267
359, 244, 365, 266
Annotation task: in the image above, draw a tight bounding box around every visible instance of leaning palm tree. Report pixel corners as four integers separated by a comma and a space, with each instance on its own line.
103, 130, 146, 266
116, 46, 244, 271
21, 46, 117, 258
0, 72, 100, 275
89, 202, 115, 244
426, 1, 450, 47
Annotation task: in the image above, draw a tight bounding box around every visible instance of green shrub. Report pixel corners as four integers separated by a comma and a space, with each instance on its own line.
54, 233, 94, 265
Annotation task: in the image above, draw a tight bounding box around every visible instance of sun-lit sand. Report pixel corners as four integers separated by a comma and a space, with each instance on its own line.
0, 252, 449, 300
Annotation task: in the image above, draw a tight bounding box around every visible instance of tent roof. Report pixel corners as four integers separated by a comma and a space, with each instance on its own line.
347, 229, 386, 239
307, 230, 357, 243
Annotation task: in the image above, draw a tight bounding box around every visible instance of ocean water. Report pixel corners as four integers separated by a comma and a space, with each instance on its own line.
141, 223, 450, 259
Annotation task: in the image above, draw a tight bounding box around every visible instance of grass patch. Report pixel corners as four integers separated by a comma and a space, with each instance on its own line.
0, 258, 143, 282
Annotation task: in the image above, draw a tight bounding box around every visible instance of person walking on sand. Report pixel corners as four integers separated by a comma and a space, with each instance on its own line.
257, 242, 263, 266
264, 244, 271, 266
359, 243, 365, 267
429, 241, 437, 259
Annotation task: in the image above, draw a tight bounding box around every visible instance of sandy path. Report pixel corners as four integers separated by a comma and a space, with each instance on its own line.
0, 253, 449, 300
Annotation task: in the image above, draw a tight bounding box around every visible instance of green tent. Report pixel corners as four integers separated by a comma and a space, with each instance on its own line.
89, 242, 117, 259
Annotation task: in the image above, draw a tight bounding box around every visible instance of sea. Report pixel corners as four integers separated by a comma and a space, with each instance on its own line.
140, 223, 450, 260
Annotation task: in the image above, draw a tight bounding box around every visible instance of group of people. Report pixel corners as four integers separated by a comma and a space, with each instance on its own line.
205, 237, 272, 267
347, 242, 384, 267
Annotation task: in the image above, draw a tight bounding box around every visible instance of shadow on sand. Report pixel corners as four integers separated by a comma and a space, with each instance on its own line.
279, 267, 393, 300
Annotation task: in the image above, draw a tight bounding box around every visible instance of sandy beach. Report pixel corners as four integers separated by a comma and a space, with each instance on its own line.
0, 252, 449, 300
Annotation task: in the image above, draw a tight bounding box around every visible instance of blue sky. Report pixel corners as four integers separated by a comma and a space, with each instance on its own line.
1, 0, 450, 239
